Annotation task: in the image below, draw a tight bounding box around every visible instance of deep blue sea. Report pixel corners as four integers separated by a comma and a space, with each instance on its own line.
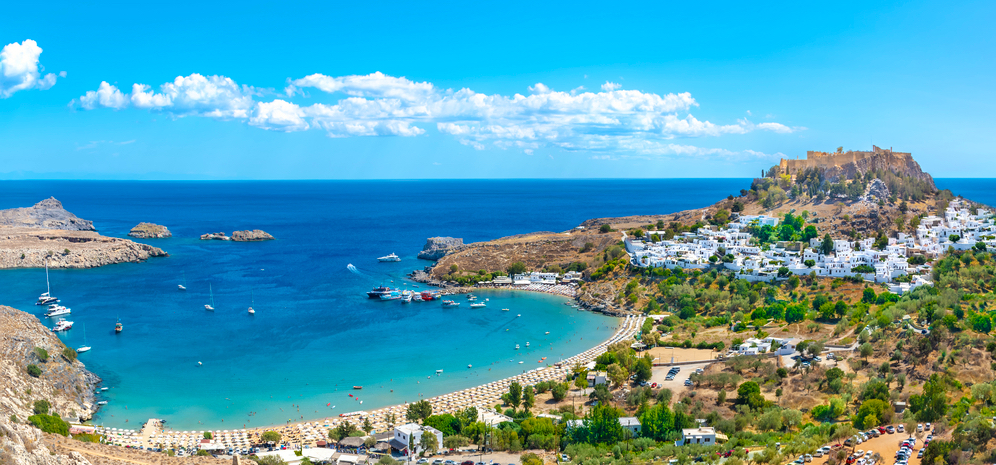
1, 177, 980, 431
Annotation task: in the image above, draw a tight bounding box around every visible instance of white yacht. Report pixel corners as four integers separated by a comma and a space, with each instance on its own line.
514, 344, 520, 350
470, 302, 486, 308
248, 287, 255, 314
52, 318, 73, 332
37, 262, 58, 305
77, 324, 91, 353
205, 283, 215, 311
45, 304, 71, 317
377, 253, 401, 262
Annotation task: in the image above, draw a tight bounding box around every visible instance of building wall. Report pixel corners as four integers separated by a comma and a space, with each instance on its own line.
778, 146, 912, 176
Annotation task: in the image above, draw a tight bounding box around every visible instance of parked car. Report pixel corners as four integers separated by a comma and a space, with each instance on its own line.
684, 378, 693, 386
417, 460, 428, 464
814, 451, 823, 458
917, 424, 924, 432
886, 425, 895, 434
897, 424, 904, 433
917, 449, 924, 458
561, 455, 570, 462
805, 454, 813, 462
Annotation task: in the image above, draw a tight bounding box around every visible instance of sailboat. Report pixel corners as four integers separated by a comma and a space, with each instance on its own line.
248, 287, 255, 315
178, 271, 187, 291
205, 284, 215, 311
77, 324, 91, 353
36, 261, 59, 305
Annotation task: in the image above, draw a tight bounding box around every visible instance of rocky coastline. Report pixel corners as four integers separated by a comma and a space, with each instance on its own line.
417, 236, 463, 260
200, 230, 275, 241
0, 228, 168, 269
0, 197, 95, 232
128, 222, 172, 239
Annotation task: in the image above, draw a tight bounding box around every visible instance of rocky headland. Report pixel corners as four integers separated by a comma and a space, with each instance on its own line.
128, 223, 172, 239
417, 236, 464, 260
0, 228, 167, 269
0, 198, 95, 232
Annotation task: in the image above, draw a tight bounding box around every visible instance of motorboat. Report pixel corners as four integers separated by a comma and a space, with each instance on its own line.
501, 308, 510, 311
377, 253, 401, 262
97, 401, 107, 406
401, 290, 413, 303
412, 293, 423, 302
45, 304, 71, 317
36, 262, 59, 305
514, 344, 520, 350
380, 290, 401, 301
249, 287, 255, 314
466, 295, 477, 301
420, 291, 437, 301
545, 331, 550, 335
526, 342, 530, 347
179, 271, 187, 291
470, 302, 486, 308
435, 369, 443, 375
52, 318, 73, 332
367, 286, 396, 299
115, 319, 123, 333
441, 300, 460, 307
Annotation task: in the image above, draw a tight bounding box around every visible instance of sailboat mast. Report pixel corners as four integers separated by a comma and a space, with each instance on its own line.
45, 260, 51, 295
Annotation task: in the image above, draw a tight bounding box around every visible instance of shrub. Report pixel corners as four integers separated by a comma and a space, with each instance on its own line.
600, 224, 612, 233
26, 364, 42, 377
34, 347, 48, 362
33, 399, 50, 415
62, 347, 77, 363
28, 414, 69, 436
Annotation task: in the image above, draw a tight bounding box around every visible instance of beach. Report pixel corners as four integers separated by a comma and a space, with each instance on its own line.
90, 315, 640, 451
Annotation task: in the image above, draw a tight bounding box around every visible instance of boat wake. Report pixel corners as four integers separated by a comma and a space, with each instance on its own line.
346, 264, 364, 276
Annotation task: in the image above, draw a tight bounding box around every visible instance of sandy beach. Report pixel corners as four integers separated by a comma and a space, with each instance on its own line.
93, 315, 640, 451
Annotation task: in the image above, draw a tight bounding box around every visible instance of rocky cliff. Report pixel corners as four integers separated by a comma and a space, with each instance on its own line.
128, 223, 172, 239
417, 237, 464, 260
0, 306, 100, 424
0, 228, 168, 269
0, 198, 96, 232
231, 230, 274, 242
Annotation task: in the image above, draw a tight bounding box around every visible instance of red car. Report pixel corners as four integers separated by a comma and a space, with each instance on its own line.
878, 427, 887, 434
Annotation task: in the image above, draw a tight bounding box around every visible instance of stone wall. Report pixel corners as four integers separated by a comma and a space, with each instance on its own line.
778, 146, 912, 176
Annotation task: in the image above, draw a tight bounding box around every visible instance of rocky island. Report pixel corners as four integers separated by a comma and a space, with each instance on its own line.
127, 222, 172, 239
417, 236, 464, 260
201, 230, 275, 241
0, 199, 167, 269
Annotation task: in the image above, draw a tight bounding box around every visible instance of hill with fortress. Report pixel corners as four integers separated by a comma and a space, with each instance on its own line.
776, 145, 936, 190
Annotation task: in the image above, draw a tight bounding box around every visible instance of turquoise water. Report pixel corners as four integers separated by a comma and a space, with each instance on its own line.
0, 179, 757, 430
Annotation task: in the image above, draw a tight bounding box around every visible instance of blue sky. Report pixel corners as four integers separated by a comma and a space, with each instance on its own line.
0, 0, 993, 179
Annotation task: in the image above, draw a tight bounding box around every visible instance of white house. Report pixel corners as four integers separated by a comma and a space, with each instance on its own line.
676, 427, 727, 446
619, 417, 642, 435
587, 371, 607, 387
392, 423, 443, 456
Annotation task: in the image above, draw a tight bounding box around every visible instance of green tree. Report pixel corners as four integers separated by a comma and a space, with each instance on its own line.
507, 262, 527, 275
329, 422, 358, 441
504, 382, 523, 409
854, 399, 892, 429
26, 364, 41, 377
908, 374, 948, 422
261, 431, 281, 444
362, 417, 373, 434
407, 399, 433, 423
589, 384, 612, 405
634, 357, 652, 384
736, 381, 766, 410
203, 431, 212, 439
859, 342, 874, 360
638, 403, 675, 441
820, 234, 834, 255
419, 431, 439, 456
606, 364, 628, 386
862, 287, 876, 303
522, 386, 536, 412
552, 383, 568, 401
28, 414, 69, 436
583, 404, 624, 444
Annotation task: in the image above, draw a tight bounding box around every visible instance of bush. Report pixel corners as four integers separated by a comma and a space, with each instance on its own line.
261, 430, 281, 443
28, 414, 69, 436
33, 399, 50, 415
34, 347, 48, 362
600, 224, 612, 233
63, 347, 77, 363
26, 364, 42, 377
9, 414, 17, 423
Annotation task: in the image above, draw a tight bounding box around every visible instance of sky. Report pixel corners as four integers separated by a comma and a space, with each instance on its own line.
0, 0, 994, 180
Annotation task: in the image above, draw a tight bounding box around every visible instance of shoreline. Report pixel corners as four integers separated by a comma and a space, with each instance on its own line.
90, 315, 641, 450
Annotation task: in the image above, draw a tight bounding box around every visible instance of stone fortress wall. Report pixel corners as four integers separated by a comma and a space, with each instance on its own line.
778, 145, 912, 176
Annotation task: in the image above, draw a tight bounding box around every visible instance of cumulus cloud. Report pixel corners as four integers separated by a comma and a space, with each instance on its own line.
75, 71, 802, 157
0, 39, 59, 98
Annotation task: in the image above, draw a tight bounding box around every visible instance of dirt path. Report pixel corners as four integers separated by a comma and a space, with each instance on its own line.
46, 440, 154, 465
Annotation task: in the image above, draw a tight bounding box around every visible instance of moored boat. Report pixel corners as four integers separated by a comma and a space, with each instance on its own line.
367, 286, 396, 299
45, 304, 71, 317
52, 318, 73, 332
441, 300, 460, 307
470, 302, 486, 308
115, 319, 123, 333
380, 290, 401, 300
377, 253, 401, 262
36, 262, 59, 305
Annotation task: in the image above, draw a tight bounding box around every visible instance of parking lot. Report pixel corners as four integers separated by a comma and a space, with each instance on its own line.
649, 362, 714, 392
789, 423, 936, 465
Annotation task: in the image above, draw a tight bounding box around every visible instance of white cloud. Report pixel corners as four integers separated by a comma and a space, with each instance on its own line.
0, 39, 59, 98
76, 71, 802, 156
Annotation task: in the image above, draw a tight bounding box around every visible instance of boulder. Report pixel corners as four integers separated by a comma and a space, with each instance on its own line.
232, 230, 275, 241
200, 232, 230, 241
417, 236, 463, 260
128, 222, 172, 239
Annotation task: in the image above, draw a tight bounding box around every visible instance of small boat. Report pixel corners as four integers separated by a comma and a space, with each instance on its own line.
401, 290, 413, 303
45, 304, 71, 317
36, 262, 59, 305
467, 364, 472, 368
526, 342, 530, 347
517, 314, 521, 317
115, 318, 123, 333
518, 361, 524, 364
380, 290, 401, 301
515, 344, 520, 350
435, 369, 443, 374
179, 271, 187, 291
470, 302, 486, 308
249, 287, 255, 315
353, 386, 363, 390
441, 300, 460, 307
501, 308, 509, 312
52, 318, 73, 332
377, 253, 401, 262
97, 401, 107, 405
467, 295, 477, 301
100, 387, 108, 391
545, 331, 550, 335
205, 283, 215, 311
412, 293, 423, 302
197, 361, 202, 366
420, 291, 437, 301
77, 324, 91, 353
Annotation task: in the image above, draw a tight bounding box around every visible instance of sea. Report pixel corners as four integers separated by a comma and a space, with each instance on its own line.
0, 178, 985, 431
